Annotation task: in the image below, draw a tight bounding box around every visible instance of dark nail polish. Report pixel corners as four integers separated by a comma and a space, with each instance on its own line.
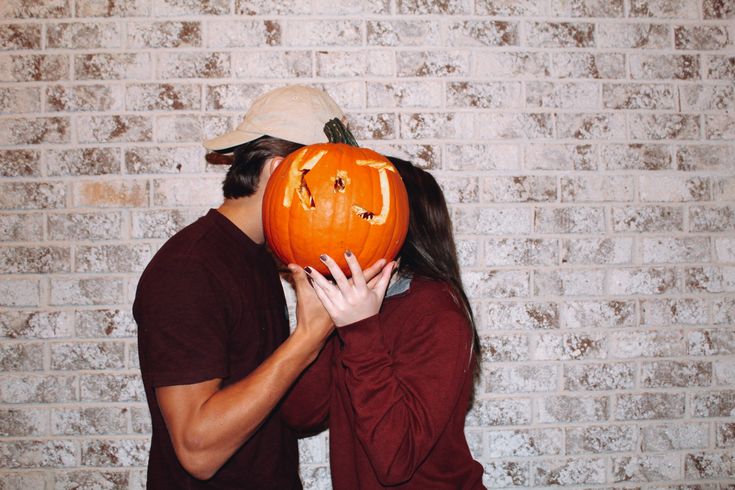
304, 266, 312, 274
320, 254, 327, 261
345, 249, 353, 257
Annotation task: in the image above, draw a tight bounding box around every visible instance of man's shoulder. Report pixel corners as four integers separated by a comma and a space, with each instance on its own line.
153, 213, 220, 262
137, 214, 222, 284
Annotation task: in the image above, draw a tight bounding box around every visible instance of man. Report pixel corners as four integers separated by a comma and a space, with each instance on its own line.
133, 85, 366, 488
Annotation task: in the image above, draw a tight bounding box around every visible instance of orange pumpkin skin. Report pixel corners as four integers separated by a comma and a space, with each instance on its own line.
262, 143, 409, 276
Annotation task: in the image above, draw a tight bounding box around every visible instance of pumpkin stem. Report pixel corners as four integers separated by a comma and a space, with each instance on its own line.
324, 118, 359, 147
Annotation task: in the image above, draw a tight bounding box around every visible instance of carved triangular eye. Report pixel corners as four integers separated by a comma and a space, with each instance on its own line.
282, 148, 326, 210
299, 169, 315, 209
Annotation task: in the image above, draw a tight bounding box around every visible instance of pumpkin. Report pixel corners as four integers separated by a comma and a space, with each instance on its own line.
262, 121, 409, 276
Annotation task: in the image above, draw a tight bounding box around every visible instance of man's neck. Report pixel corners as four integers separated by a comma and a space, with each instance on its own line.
217, 196, 264, 244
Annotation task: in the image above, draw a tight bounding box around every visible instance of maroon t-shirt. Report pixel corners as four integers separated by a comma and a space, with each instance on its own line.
133, 209, 301, 489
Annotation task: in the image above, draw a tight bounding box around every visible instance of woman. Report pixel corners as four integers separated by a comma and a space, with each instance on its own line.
282, 158, 485, 489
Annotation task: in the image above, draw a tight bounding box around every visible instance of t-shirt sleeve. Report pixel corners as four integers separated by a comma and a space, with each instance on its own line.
135, 257, 230, 388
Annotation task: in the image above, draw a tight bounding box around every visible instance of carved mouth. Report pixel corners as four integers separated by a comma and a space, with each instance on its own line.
350, 160, 395, 225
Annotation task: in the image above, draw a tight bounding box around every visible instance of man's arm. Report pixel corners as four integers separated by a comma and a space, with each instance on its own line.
155, 265, 331, 480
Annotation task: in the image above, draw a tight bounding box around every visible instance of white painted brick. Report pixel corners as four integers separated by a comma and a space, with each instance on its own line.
0, 440, 77, 469
640, 175, 711, 202
486, 238, 558, 266
0, 473, 47, 489
534, 269, 606, 296
561, 237, 633, 265
400, 112, 473, 139
482, 301, 559, 330
233, 51, 312, 79
485, 365, 558, 393
484, 175, 557, 203
641, 422, 709, 451
475, 113, 553, 139
614, 392, 686, 420
0, 375, 77, 404
560, 300, 637, 329
715, 360, 735, 386
561, 175, 634, 202
526, 81, 599, 110
466, 398, 532, 426
449, 81, 522, 109
526, 144, 596, 171
610, 329, 687, 358
475, 51, 550, 78
612, 455, 682, 482
597, 23, 671, 49
463, 270, 530, 298
81, 439, 149, 467
447, 20, 519, 47
640, 297, 708, 325
535, 331, 608, 360
205, 20, 280, 48
557, 112, 627, 140
607, 267, 678, 295
0, 310, 74, 339
152, 177, 222, 207
550, 52, 626, 79
642, 237, 711, 263
688, 329, 735, 356
446, 144, 520, 171
487, 428, 563, 457
564, 362, 635, 390
283, 20, 362, 47
0, 408, 48, 437
367, 81, 441, 109
535, 206, 606, 234
566, 424, 637, 453
53, 470, 131, 489
0, 280, 40, 307
532, 458, 606, 485
716, 238, 735, 262
50, 277, 124, 306
455, 207, 533, 235
482, 461, 529, 488
367, 20, 441, 46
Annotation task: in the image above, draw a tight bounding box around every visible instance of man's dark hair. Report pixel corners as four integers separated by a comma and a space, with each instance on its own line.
221, 136, 304, 199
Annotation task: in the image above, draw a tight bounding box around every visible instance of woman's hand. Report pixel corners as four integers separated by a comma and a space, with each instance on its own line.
305, 251, 396, 327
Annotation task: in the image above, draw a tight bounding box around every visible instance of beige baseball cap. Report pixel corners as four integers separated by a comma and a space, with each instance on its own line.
203, 85, 344, 152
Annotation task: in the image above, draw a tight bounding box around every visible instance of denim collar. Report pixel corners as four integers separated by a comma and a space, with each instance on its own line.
386, 271, 412, 298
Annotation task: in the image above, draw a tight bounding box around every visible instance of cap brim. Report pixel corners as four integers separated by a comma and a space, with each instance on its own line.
202, 129, 265, 153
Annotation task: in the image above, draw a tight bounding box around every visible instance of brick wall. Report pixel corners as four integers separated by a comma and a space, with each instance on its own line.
1, 0, 733, 488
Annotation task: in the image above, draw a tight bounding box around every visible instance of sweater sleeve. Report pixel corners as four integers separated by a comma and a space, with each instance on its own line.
280, 334, 336, 434
336, 308, 473, 486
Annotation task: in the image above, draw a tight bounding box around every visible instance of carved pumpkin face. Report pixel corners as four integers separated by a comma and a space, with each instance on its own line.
262, 143, 409, 275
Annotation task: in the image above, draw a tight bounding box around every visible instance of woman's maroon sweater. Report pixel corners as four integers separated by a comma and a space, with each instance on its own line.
282, 276, 485, 489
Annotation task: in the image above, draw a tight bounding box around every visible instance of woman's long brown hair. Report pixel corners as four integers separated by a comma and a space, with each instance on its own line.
389, 157, 482, 376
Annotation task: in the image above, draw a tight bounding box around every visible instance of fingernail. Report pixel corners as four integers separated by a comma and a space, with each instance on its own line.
304, 266, 312, 274
345, 249, 353, 257
320, 254, 327, 262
